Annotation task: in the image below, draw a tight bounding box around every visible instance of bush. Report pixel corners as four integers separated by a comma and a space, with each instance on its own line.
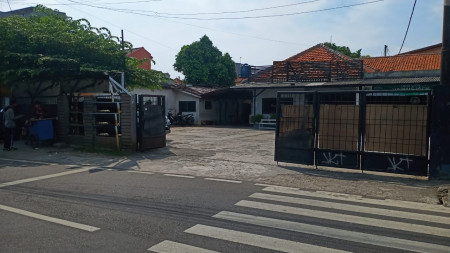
253, 114, 263, 123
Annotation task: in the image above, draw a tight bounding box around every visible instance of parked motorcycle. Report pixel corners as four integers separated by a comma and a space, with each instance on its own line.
167, 111, 194, 126
165, 115, 171, 133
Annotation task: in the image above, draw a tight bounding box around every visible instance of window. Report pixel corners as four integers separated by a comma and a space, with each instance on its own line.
262, 98, 277, 114
205, 101, 212, 110
179, 101, 196, 112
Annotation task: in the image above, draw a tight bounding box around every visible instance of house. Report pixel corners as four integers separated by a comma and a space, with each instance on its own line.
229, 43, 441, 122
126, 47, 153, 70
132, 83, 239, 125
0, 6, 66, 18
399, 43, 442, 55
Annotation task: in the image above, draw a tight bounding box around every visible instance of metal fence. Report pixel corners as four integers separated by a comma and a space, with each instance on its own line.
275, 90, 431, 176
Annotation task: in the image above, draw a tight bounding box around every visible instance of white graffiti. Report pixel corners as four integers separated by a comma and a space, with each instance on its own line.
322, 152, 346, 166
387, 156, 412, 171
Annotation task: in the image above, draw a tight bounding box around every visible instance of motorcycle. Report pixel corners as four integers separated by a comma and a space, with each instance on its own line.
167, 111, 194, 126
165, 115, 171, 133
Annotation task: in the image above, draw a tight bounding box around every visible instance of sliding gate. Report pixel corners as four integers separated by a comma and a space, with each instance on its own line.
137, 95, 166, 150
275, 90, 431, 176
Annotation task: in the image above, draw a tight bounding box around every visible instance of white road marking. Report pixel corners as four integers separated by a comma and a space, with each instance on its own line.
204, 178, 242, 184
185, 224, 348, 253
0, 157, 60, 166
236, 200, 450, 238
0, 167, 94, 188
262, 186, 450, 213
163, 174, 195, 179
250, 193, 450, 225
214, 211, 450, 253
0, 204, 100, 232
255, 183, 297, 190
128, 171, 155, 175
148, 240, 219, 253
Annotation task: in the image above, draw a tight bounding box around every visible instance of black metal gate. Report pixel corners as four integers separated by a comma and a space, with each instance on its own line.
137, 95, 166, 150
275, 90, 431, 176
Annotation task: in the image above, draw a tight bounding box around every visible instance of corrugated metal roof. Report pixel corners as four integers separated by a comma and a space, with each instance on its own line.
231, 76, 440, 89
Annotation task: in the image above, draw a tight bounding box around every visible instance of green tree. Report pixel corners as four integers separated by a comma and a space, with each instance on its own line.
174, 35, 236, 87
0, 5, 165, 95
323, 42, 362, 58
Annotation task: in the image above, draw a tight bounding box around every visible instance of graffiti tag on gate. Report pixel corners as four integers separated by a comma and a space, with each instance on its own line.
387, 156, 412, 172
321, 152, 346, 166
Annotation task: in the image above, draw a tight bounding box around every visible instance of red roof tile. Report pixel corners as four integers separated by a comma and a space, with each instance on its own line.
285, 44, 353, 62
363, 54, 441, 72
399, 43, 442, 55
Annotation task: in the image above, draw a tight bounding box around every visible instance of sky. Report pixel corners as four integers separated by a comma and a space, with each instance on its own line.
0, 0, 444, 79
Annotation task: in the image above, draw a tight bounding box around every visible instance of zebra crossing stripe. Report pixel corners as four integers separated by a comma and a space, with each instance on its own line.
213, 211, 450, 253
185, 224, 348, 253
235, 200, 450, 238
262, 186, 450, 213
148, 240, 219, 253
249, 192, 450, 225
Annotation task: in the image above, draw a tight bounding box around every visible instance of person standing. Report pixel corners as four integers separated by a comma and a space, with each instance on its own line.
3, 99, 23, 151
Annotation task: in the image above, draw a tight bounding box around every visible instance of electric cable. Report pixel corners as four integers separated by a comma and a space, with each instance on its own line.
398, 0, 417, 54
64, 0, 383, 21
154, 0, 319, 16
6, 0, 12, 10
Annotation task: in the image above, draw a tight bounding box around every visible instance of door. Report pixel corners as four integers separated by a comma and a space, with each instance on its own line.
138, 95, 166, 150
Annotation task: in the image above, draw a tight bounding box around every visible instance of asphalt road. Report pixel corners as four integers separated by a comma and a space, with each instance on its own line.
1, 158, 450, 253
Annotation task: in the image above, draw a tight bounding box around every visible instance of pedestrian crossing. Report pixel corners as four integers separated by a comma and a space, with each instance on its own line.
148, 185, 450, 253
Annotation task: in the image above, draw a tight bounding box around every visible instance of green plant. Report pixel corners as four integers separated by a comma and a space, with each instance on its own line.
270, 113, 277, 119
253, 114, 263, 123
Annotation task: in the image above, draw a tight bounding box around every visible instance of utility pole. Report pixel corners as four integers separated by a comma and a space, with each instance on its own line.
121, 29, 125, 51
429, 0, 450, 180
441, 0, 450, 85
384, 45, 388, 56
121, 29, 125, 88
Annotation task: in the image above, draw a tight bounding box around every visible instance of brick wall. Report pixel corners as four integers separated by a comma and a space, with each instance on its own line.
120, 94, 137, 150
126, 48, 152, 70
83, 96, 95, 147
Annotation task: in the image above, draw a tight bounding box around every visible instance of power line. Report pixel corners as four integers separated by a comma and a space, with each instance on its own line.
157, 0, 385, 20
154, 0, 319, 16
6, 0, 12, 11
63, 0, 384, 21
398, 0, 417, 54
53, 0, 178, 51
61, 0, 310, 45
23, 0, 162, 6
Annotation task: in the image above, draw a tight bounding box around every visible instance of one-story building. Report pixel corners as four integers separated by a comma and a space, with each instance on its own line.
231, 43, 441, 122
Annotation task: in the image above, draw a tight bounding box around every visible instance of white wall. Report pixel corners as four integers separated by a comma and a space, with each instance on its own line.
132, 88, 176, 115
199, 99, 219, 122
173, 91, 200, 124
253, 89, 278, 118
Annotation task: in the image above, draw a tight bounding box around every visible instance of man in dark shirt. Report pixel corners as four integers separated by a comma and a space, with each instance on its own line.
2, 99, 23, 151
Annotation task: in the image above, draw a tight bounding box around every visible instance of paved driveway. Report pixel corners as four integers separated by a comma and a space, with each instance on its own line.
0, 126, 443, 204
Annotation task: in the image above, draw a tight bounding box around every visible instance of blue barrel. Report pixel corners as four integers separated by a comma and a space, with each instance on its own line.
241, 64, 251, 78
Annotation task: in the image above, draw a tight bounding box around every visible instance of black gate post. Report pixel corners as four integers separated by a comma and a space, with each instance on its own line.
358, 92, 367, 172
429, 1, 450, 179
313, 91, 319, 167
429, 86, 450, 179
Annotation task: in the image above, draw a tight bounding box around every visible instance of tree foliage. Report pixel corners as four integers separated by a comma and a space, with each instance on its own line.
0, 5, 164, 94
323, 42, 362, 58
174, 35, 236, 87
